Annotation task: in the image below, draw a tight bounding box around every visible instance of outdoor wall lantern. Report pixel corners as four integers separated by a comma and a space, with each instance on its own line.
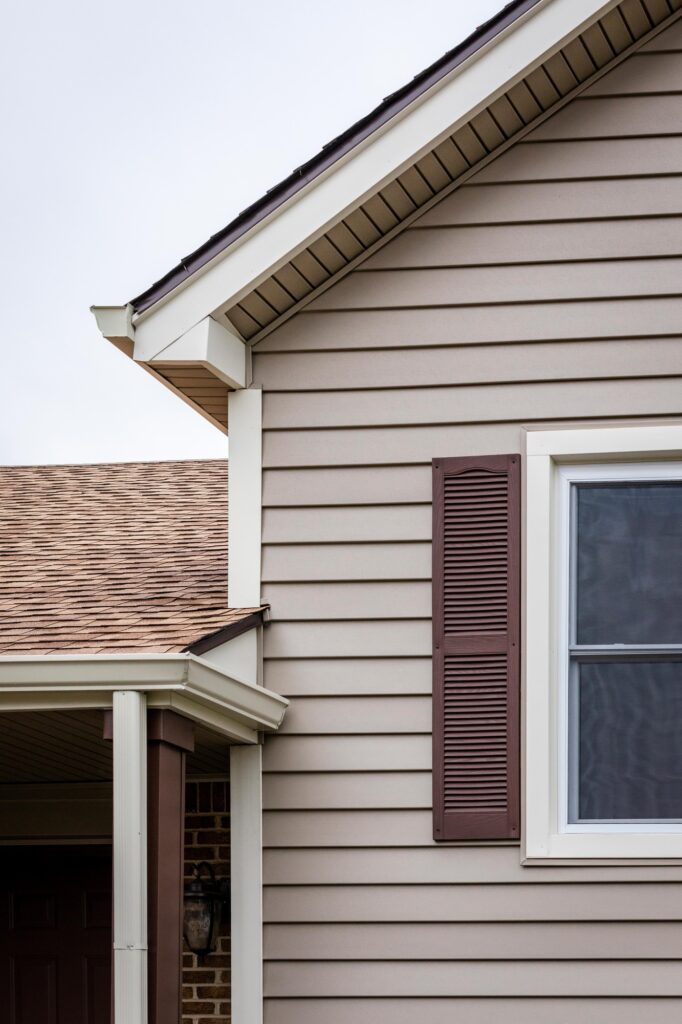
183, 862, 230, 960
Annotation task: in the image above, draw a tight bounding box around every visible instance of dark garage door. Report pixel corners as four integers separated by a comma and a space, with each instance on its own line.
0, 846, 111, 1023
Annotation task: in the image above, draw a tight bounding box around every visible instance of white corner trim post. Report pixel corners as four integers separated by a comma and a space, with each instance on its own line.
230, 744, 263, 1024
113, 690, 148, 1023
228, 388, 262, 608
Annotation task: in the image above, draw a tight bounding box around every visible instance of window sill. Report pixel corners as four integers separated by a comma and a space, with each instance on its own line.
524, 831, 682, 862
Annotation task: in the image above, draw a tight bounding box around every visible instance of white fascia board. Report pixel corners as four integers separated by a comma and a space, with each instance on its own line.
143, 314, 247, 387
0, 691, 115, 712
0, 654, 190, 688
130, 0, 620, 356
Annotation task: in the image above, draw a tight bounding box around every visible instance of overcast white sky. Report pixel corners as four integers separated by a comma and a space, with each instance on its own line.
0, 0, 502, 465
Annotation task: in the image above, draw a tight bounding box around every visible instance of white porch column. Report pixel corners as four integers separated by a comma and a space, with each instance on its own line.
230, 743, 263, 1024
113, 690, 148, 1024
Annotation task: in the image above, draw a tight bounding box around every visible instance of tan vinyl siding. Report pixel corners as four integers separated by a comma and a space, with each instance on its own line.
255, 22, 682, 1023
254, 298, 682, 352
263, 1001, 682, 1024
264, 920, 682, 958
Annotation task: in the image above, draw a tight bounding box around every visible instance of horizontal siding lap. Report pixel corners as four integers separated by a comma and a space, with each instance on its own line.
263, 378, 682, 430
263, 657, 432, 695
413, 176, 682, 227
262, 505, 431, 543
263, 882, 682, 922
263, 999, 682, 1024
264, 959, 682, 996
275, 695, 431, 735
358, 220, 682, 271
474, 136, 682, 183
262, 735, 431, 773
527, 95, 682, 139
263, 920, 682, 959
256, 298, 682, 352
262, 581, 431, 620
307, 258, 682, 311
262, 847, 682, 885
264, 621, 431, 658
263, 771, 431, 809
262, 542, 432, 581
262, 465, 432, 506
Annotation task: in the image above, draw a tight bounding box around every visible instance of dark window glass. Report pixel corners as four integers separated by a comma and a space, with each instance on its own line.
576, 482, 682, 644
578, 661, 682, 821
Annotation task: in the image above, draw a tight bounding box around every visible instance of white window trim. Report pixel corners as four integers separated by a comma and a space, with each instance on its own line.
525, 424, 682, 863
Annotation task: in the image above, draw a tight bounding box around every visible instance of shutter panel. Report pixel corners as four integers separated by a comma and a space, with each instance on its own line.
432, 454, 520, 841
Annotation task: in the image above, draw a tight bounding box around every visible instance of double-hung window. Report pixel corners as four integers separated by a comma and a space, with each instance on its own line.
560, 464, 682, 832
526, 427, 682, 860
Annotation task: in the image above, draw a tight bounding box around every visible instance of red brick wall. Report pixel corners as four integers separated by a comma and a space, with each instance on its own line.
183, 779, 230, 1023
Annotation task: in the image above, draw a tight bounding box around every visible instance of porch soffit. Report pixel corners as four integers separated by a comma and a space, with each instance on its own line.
92, 0, 682, 433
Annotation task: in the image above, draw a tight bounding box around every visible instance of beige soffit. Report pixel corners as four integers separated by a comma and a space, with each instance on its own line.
92, 0, 682, 433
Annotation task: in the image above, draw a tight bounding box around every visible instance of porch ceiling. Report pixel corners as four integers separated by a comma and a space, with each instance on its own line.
0, 709, 230, 783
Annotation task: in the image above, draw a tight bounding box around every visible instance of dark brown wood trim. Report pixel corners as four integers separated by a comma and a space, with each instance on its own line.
148, 711, 193, 1024
185, 607, 268, 655
148, 709, 194, 752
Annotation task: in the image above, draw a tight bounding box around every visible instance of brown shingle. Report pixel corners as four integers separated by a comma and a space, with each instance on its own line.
0, 460, 261, 654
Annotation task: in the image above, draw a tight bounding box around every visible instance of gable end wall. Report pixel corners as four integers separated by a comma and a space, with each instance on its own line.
253, 18, 682, 1023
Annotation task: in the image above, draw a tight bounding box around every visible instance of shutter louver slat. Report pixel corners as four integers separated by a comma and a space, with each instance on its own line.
432, 454, 520, 842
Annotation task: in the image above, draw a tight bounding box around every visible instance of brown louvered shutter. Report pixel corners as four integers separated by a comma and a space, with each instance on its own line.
432, 455, 520, 841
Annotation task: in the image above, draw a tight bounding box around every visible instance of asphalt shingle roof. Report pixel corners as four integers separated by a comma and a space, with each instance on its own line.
0, 459, 262, 654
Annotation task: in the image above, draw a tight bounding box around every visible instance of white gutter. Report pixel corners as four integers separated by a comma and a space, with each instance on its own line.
0, 653, 288, 742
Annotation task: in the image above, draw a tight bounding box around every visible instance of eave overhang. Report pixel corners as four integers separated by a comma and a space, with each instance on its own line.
91, 0, 682, 431
0, 652, 288, 744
